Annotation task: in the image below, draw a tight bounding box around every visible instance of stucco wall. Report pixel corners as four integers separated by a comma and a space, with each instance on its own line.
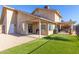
2, 8, 17, 34
2, 9, 14, 34
2, 7, 57, 35
16, 11, 56, 35
2, 9, 33, 35
17, 12, 29, 34
7, 9, 14, 34
2, 12, 7, 33
33, 9, 55, 21
54, 13, 61, 22
33, 9, 61, 23
16, 12, 35, 35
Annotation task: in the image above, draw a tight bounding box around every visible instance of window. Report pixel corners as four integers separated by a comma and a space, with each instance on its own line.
49, 24, 53, 30
41, 24, 46, 30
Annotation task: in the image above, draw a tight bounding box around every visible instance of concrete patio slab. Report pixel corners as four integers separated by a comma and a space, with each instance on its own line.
0, 34, 38, 52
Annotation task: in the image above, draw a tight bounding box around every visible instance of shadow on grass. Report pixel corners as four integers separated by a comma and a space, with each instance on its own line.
43, 36, 71, 41
28, 40, 49, 54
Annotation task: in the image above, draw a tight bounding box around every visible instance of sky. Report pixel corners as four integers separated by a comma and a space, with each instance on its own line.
0, 5, 79, 24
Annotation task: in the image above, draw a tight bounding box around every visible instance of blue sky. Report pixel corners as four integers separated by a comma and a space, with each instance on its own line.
0, 5, 79, 24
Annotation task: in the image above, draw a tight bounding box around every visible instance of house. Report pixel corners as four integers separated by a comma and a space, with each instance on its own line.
1, 6, 75, 36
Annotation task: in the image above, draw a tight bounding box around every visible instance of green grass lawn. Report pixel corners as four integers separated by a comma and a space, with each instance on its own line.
0, 34, 79, 54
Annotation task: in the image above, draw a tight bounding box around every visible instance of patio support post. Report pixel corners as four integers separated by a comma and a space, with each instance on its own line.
60, 24, 61, 31
47, 23, 49, 34
39, 20, 41, 37
71, 24, 73, 31
69, 25, 73, 35
71, 24, 74, 34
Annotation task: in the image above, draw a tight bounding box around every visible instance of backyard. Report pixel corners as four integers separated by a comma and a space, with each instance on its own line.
0, 34, 79, 54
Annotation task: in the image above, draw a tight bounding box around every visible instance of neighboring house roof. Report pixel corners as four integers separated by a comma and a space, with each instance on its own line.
32, 8, 62, 18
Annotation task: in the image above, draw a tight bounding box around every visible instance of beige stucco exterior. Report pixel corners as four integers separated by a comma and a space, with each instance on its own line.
32, 8, 61, 22
32, 8, 61, 35
1, 6, 63, 35
32, 8, 55, 21
54, 13, 61, 22
2, 7, 17, 34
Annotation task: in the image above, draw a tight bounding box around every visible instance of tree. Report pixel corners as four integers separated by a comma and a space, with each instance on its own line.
61, 20, 64, 22
69, 19, 76, 24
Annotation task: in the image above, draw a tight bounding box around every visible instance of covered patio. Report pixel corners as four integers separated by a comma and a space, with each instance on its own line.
54, 21, 75, 35
20, 13, 75, 36
19, 14, 50, 36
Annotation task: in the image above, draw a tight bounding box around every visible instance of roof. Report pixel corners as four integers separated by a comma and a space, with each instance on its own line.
32, 8, 62, 18
2, 6, 58, 23
3, 6, 17, 11
2, 6, 74, 26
